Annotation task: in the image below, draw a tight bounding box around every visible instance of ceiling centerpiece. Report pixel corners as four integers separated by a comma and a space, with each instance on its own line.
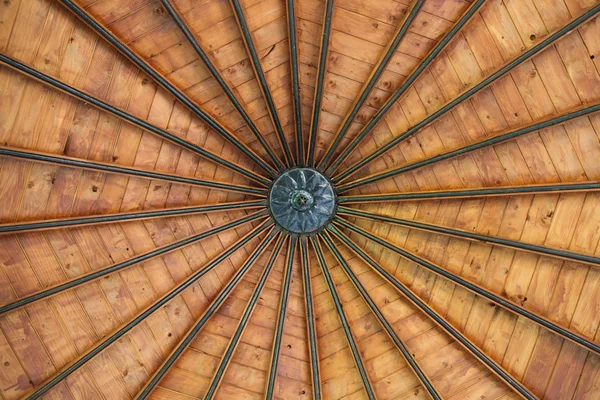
269, 168, 337, 235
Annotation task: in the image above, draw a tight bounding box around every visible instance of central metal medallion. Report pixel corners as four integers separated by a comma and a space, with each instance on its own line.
269, 168, 336, 234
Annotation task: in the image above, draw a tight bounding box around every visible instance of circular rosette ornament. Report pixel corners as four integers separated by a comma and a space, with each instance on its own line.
269, 168, 337, 234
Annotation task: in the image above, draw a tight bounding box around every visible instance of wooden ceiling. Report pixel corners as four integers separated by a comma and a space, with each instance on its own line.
0, 0, 600, 399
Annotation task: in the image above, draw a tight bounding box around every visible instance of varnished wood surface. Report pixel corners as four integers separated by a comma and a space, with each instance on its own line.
0, 0, 599, 399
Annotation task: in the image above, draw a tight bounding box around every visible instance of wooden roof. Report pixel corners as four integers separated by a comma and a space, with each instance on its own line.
0, 0, 599, 399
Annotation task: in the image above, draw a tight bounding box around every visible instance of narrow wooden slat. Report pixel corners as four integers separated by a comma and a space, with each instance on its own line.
0, 52, 271, 187
310, 235, 377, 400
316, 0, 426, 170
136, 230, 284, 399
160, 0, 285, 172
320, 230, 442, 400
332, 4, 600, 182
0, 146, 266, 196
306, 0, 334, 166
327, 222, 537, 400
57, 0, 278, 178
229, 0, 294, 166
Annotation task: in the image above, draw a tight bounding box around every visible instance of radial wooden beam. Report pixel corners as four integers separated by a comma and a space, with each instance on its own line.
0, 200, 266, 234
136, 230, 284, 399
338, 181, 600, 202
332, 4, 600, 182
0, 211, 268, 315
300, 237, 322, 399
338, 206, 600, 268
327, 223, 538, 400
204, 233, 286, 399
334, 219, 600, 356
160, 0, 286, 172
0, 146, 266, 196
324, 0, 487, 176
229, 0, 294, 166
57, 0, 278, 178
320, 231, 441, 400
265, 236, 297, 398
316, 0, 426, 170
286, 0, 304, 165
22, 220, 275, 399
0, 53, 271, 187
336, 103, 600, 190
306, 0, 334, 167
310, 236, 377, 400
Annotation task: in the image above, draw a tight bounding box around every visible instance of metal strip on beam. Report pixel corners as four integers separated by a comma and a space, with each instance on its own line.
160, 0, 285, 172
310, 236, 377, 400
0, 200, 266, 234
324, 0, 487, 176
204, 233, 285, 399
58, 0, 278, 178
0, 53, 271, 187
265, 236, 297, 398
338, 206, 600, 268
24, 220, 275, 400
320, 230, 441, 400
335, 218, 600, 356
300, 237, 322, 399
136, 230, 284, 399
229, 0, 294, 166
0, 146, 266, 196
286, 0, 304, 165
306, 0, 334, 167
316, 0, 426, 171
332, 4, 600, 183
338, 181, 600, 203
337, 103, 600, 190
328, 222, 537, 400
0, 211, 268, 315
